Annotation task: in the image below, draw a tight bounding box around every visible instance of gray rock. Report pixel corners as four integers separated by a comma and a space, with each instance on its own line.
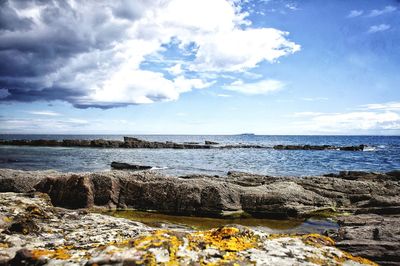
110, 162, 152, 170
330, 214, 400, 265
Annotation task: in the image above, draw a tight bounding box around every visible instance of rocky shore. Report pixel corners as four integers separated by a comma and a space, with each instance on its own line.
0, 168, 399, 265
0, 192, 376, 265
0, 137, 369, 151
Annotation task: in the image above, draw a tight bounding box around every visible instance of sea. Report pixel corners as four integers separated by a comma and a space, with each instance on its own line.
0, 134, 399, 177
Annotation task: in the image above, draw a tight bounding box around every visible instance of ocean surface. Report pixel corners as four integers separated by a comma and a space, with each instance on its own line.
0, 134, 399, 176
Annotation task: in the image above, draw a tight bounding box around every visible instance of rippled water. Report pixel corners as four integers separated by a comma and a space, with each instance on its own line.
0, 134, 399, 176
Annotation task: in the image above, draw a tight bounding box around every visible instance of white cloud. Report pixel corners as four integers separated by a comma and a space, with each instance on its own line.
223, 79, 284, 95
347, 10, 363, 18
0, 0, 300, 108
217, 94, 232, 97
301, 97, 328, 101
292, 112, 324, 117
368, 5, 397, 17
285, 3, 299, 11
361, 102, 400, 111
292, 102, 400, 133
191, 28, 300, 72
28, 111, 61, 116
0, 117, 90, 133
167, 63, 183, 75
310, 112, 399, 131
368, 24, 391, 33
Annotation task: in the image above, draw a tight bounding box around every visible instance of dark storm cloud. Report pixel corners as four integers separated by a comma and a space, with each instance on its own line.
2, 87, 85, 102
0, 0, 144, 108
0, 1, 33, 31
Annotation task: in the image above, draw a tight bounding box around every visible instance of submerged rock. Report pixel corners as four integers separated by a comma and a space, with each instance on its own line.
110, 161, 152, 170
0, 192, 376, 266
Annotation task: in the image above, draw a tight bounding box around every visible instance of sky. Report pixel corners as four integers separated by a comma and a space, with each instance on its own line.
0, 0, 399, 135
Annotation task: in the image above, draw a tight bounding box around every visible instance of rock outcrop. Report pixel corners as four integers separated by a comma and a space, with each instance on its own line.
0, 192, 377, 265
1, 169, 398, 219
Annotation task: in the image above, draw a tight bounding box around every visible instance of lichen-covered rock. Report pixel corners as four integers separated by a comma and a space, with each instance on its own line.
0, 193, 376, 266
0, 192, 150, 264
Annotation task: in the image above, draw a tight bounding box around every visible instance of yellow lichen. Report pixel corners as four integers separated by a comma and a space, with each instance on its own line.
130, 230, 183, 265
31, 248, 71, 260
2, 216, 12, 223
301, 233, 335, 247
0, 243, 9, 248
267, 233, 335, 247
189, 227, 258, 252
336, 250, 378, 266
305, 255, 328, 265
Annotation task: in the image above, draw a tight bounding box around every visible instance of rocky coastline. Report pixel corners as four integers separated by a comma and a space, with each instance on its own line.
0, 168, 399, 265
0, 137, 369, 151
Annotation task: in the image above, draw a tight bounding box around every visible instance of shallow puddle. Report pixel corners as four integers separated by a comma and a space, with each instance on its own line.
104, 210, 338, 234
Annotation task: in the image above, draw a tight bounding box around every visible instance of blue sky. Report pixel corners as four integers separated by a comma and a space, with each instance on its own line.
0, 0, 399, 134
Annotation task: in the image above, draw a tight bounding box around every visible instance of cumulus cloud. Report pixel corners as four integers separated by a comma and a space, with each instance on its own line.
368, 5, 397, 17
223, 79, 284, 95
368, 24, 391, 33
0, 0, 299, 108
347, 10, 363, 18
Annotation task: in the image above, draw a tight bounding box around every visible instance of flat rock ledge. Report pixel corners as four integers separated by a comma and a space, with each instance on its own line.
1, 168, 399, 265
0, 192, 376, 266
0, 137, 264, 149
0, 137, 368, 151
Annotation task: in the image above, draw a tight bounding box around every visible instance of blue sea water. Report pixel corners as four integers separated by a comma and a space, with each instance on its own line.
0, 134, 399, 176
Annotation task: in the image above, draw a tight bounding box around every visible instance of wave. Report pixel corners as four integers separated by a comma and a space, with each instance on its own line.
151, 166, 169, 170
363, 146, 376, 152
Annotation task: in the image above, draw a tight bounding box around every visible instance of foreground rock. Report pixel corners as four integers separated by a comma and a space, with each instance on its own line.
1, 169, 399, 264
0, 192, 376, 265
328, 214, 400, 266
